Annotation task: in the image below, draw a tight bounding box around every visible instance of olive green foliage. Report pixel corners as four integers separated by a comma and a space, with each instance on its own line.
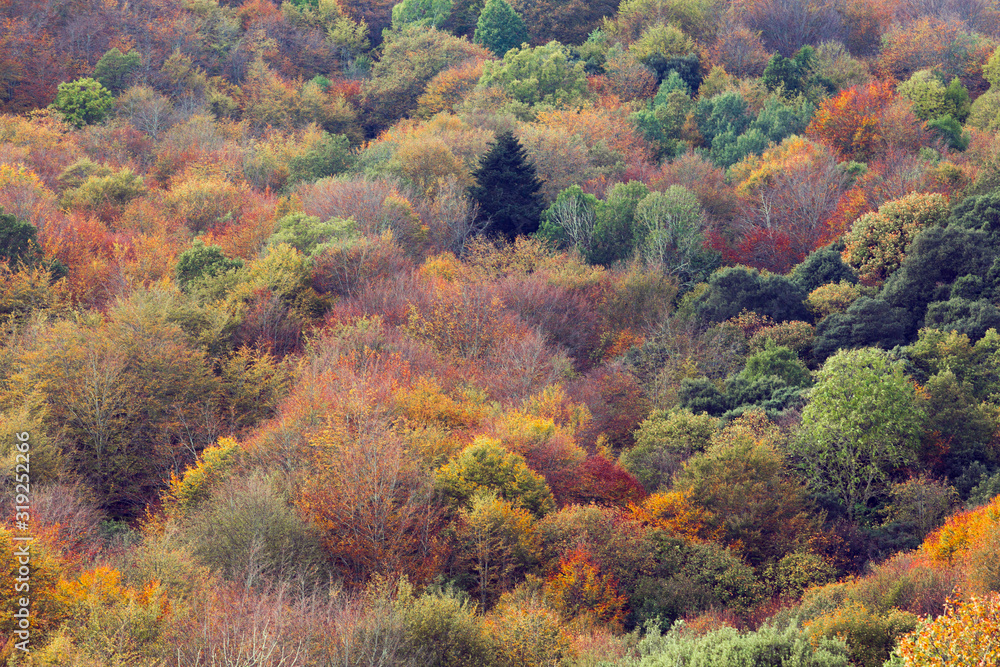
473, 0, 529, 57
986, 47, 1000, 89
51, 77, 114, 128
628, 23, 696, 76
880, 475, 958, 545
622, 409, 720, 491
631, 535, 766, 627
60, 167, 147, 213
676, 418, 813, 566
0, 209, 43, 267
435, 438, 555, 517
478, 40, 589, 109
268, 212, 357, 255
918, 369, 998, 488
182, 474, 327, 586
286, 132, 354, 186
793, 348, 926, 522
806, 602, 918, 667
904, 327, 1000, 401
586, 180, 649, 265
391, 0, 454, 29
612, 620, 849, 666
396, 583, 497, 667
740, 342, 812, 388
175, 239, 244, 290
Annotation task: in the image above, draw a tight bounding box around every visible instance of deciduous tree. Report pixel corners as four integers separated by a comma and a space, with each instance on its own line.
793, 348, 926, 522
472, 0, 528, 57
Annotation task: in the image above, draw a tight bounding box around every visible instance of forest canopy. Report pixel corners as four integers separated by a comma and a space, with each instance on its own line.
1, 0, 1000, 664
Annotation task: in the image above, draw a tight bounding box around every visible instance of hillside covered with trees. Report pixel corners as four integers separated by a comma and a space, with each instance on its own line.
2, 0, 1000, 664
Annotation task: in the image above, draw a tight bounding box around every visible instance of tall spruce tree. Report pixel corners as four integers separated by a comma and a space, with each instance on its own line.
473, 0, 528, 58
469, 130, 544, 240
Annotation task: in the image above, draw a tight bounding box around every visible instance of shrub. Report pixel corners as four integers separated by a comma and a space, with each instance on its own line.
614, 620, 849, 666
181, 474, 327, 587
487, 586, 573, 666
806, 602, 918, 667
396, 584, 497, 667
897, 594, 1000, 666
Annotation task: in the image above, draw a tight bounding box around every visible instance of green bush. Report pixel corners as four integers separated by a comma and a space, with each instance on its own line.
805, 602, 918, 667
175, 239, 244, 290
607, 619, 849, 666
397, 586, 497, 667
182, 474, 327, 587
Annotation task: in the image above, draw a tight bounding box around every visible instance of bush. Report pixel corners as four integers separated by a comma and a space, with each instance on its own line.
610, 620, 849, 666
622, 409, 720, 491
897, 594, 1000, 666
174, 239, 243, 290
436, 438, 556, 517
805, 602, 918, 667
181, 474, 327, 587
487, 586, 573, 666
397, 584, 497, 667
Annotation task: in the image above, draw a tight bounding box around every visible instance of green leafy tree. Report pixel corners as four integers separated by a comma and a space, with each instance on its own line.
897, 70, 970, 122
694, 266, 811, 324
175, 239, 244, 290
436, 437, 556, 517
473, 0, 529, 57
761, 45, 828, 97
286, 132, 354, 186
634, 185, 717, 284
50, 77, 114, 128
391, 0, 454, 29
622, 409, 720, 491
586, 180, 649, 265
478, 40, 589, 108
793, 348, 926, 522
93, 48, 142, 94
629, 77, 695, 160
536, 184, 599, 252
790, 248, 858, 293
469, 130, 544, 239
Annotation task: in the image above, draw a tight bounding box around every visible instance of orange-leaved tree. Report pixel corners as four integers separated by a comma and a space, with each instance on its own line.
807, 80, 927, 162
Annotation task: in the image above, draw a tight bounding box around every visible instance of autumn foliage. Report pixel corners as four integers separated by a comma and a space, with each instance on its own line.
2, 0, 1000, 661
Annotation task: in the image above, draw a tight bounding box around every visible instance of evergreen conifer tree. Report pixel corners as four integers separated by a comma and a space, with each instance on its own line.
473, 0, 529, 58
469, 130, 544, 240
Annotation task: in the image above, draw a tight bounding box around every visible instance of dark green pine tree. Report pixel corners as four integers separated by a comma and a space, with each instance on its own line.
469, 130, 544, 240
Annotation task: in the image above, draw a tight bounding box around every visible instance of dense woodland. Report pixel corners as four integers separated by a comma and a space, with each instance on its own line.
2, 0, 1000, 664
